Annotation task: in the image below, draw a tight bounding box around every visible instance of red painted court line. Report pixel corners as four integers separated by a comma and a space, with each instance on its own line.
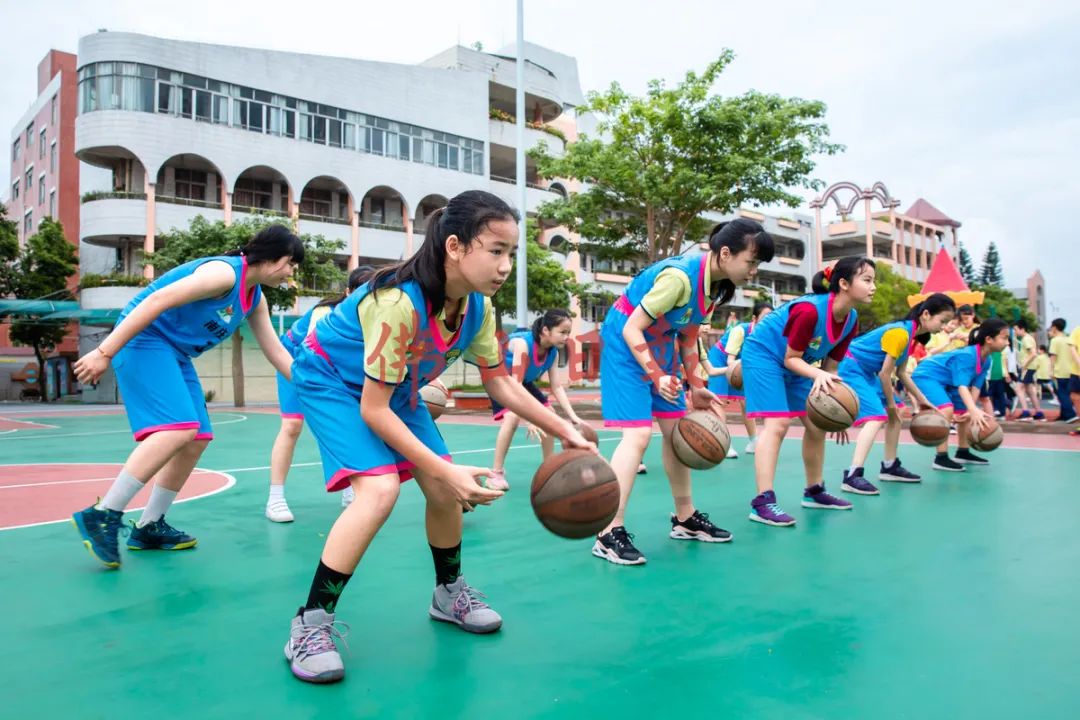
0, 464, 232, 529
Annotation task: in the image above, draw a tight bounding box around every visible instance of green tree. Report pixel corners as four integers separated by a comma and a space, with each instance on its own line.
973, 284, 1036, 328
4, 218, 78, 402
0, 205, 19, 296
978, 242, 1004, 287
957, 242, 977, 286
493, 221, 591, 332
531, 51, 842, 264
860, 262, 922, 331
148, 215, 345, 406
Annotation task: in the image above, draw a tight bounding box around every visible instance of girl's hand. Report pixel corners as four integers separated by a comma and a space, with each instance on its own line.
689, 386, 718, 411
831, 430, 850, 445
560, 424, 598, 454
810, 371, 841, 397
441, 465, 504, 512
968, 408, 990, 432
886, 406, 902, 424
525, 424, 546, 441
74, 348, 111, 385
656, 374, 681, 402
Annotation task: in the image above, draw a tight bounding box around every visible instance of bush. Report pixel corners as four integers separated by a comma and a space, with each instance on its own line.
204, 389, 216, 403
80, 273, 149, 289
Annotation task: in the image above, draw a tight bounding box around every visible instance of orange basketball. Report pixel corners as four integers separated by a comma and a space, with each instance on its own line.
419, 383, 449, 419
805, 381, 860, 432
970, 417, 1003, 451
909, 411, 950, 446
727, 361, 743, 390
531, 450, 620, 539
671, 410, 731, 470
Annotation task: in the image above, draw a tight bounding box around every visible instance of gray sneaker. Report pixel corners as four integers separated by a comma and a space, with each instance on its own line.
429, 576, 502, 634
284, 608, 349, 683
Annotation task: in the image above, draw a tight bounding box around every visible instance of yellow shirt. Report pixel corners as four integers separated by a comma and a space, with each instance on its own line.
724, 325, 746, 356
1036, 353, 1051, 381
357, 289, 500, 384
948, 322, 978, 351
1018, 334, 1037, 370
925, 331, 951, 355
1070, 328, 1080, 375
639, 262, 716, 325
881, 327, 912, 360
1049, 335, 1073, 379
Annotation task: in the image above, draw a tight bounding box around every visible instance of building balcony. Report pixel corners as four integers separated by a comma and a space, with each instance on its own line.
488, 176, 562, 213
488, 118, 565, 156
80, 196, 148, 247
80, 285, 141, 311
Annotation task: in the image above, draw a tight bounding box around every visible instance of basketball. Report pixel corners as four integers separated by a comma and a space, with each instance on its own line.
530, 450, 620, 539
909, 411, 950, 447
671, 410, 731, 470
419, 383, 448, 419
970, 417, 1003, 451
559, 421, 598, 449
728, 361, 743, 390
805, 381, 860, 432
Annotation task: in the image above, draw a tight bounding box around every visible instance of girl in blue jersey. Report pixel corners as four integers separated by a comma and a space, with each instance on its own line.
488, 308, 583, 490
282, 191, 593, 684
265, 266, 371, 522
741, 255, 875, 527
911, 318, 1009, 472
837, 293, 956, 495
707, 302, 773, 458
71, 225, 303, 568
592, 219, 774, 566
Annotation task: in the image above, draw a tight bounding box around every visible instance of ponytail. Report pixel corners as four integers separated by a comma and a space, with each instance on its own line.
970, 318, 1007, 346
225, 224, 304, 264
812, 255, 875, 294
906, 292, 956, 344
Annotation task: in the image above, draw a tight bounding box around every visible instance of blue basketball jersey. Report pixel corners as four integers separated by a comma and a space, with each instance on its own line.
503, 330, 558, 384
118, 255, 262, 358
610, 253, 717, 337
846, 320, 917, 375
744, 293, 857, 364
305, 278, 488, 391
912, 345, 989, 389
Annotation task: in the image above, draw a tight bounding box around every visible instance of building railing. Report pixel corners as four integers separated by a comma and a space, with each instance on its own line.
232, 205, 289, 218
298, 212, 350, 225
358, 220, 406, 232
156, 195, 224, 210
81, 191, 148, 203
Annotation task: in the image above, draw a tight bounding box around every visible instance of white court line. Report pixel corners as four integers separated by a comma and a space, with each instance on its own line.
0, 413, 248, 441
0, 468, 237, 531
0, 470, 219, 491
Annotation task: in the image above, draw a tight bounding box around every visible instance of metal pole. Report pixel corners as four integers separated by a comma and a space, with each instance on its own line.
515, 0, 528, 331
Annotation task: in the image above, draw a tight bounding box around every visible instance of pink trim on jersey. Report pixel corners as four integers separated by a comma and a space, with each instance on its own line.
280, 413, 304, 420
305, 333, 333, 365
853, 415, 888, 427
696, 256, 708, 316
906, 320, 918, 359
133, 421, 201, 441
239, 256, 256, 314
492, 408, 508, 422
327, 454, 454, 491
713, 394, 743, 400
428, 297, 468, 353
193, 432, 214, 441
826, 293, 840, 344
746, 411, 808, 419
604, 419, 654, 428
653, 410, 687, 419
973, 345, 983, 375
532, 337, 545, 366
614, 295, 634, 316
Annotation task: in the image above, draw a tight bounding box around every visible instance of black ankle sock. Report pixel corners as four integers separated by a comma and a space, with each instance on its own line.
430, 542, 462, 587
304, 560, 353, 613
936, 452, 950, 460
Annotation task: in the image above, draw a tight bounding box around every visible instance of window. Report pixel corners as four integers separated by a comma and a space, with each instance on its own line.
38, 174, 46, 205
24, 210, 32, 235
11, 180, 18, 200
51, 96, 57, 125
299, 188, 332, 217
11, 138, 19, 162
39, 128, 46, 159
48, 189, 56, 218
233, 178, 278, 211
25, 166, 33, 191
50, 141, 57, 173
173, 168, 208, 200
26, 123, 33, 147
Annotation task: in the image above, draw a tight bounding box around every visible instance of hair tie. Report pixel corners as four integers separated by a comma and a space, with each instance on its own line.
823, 266, 834, 281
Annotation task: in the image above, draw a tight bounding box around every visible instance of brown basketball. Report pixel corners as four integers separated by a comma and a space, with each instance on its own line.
419, 383, 448, 419
531, 450, 620, 539
728, 361, 743, 390
671, 410, 731, 470
805, 381, 860, 432
970, 417, 1004, 451
909, 411, 951, 447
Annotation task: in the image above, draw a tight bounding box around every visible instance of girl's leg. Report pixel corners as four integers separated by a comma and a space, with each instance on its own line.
126, 438, 209, 550
800, 415, 852, 509
540, 432, 556, 461
488, 413, 520, 490
752, 417, 791, 495
268, 417, 304, 522
601, 426, 653, 533
657, 417, 733, 542
850, 420, 884, 470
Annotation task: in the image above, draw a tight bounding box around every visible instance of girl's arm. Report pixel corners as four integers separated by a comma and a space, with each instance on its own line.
247, 295, 294, 380
896, 359, 935, 411
956, 385, 989, 430
622, 307, 679, 400
784, 349, 841, 396
73, 260, 237, 384
877, 355, 903, 420
678, 327, 723, 413
484, 372, 591, 448
506, 337, 529, 383
546, 361, 583, 425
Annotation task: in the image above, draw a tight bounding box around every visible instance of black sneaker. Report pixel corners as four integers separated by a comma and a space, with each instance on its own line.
955, 449, 989, 466
127, 516, 198, 550
592, 526, 646, 565
841, 467, 880, 495
670, 511, 732, 543
879, 459, 922, 483
932, 453, 965, 472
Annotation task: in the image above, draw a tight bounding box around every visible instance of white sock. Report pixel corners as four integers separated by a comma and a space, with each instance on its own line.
882, 457, 897, 468
847, 465, 862, 476
138, 485, 179, 526
97, 470, 146, 512
268, 485, 286, 502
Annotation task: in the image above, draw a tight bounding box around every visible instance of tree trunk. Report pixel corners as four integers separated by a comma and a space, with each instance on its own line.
646, 206, 657, 262
34, 344, 49, 403
231, 332, 245, 408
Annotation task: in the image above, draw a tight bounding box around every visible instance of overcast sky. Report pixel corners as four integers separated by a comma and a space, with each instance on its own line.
3, 0, 1077, 318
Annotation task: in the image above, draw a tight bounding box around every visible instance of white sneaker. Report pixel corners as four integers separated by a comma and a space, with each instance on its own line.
726, 446, 738, 459
485, 469, 509, 491
744, 438, 758, 454
341, 486, 355, 508
266, 498, 294, 523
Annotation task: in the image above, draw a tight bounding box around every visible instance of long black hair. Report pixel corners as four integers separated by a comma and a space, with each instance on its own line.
314, 265, 373, 309
970, 317, 1008, 346
368, 190, 519, 310
812, 255, 875, 294
707, 219, 775, 305
906, 292, 956, 344
225, 224, 304, 264
751, 301, 773, 320
531, 308, 572, 343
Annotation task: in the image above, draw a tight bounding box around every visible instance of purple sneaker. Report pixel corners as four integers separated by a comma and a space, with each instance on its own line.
802, 484, 853, 510
749, 491, 796, 527
841, 467, 879, 495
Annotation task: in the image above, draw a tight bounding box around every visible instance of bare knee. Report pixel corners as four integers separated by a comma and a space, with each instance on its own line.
621, 426, 654, 454
763, 418, 791, 437
280, 418, 304, 440
351, 474, 400, 512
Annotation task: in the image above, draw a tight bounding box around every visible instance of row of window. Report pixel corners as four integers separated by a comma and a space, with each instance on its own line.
18, 192, 56, 237
11, 96, 58, 164
77, 62, 486, 176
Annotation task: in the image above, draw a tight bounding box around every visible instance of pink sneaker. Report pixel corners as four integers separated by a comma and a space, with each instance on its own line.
485, 470, 509, 491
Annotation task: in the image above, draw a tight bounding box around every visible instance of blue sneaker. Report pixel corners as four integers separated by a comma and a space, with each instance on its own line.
749, 491, 796, 527
72, 505, 125, 568
841, 468, 880, 495
127, 516, 198, 551
802, 484, 853, 510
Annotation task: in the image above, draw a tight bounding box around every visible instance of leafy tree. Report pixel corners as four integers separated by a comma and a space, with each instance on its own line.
860, 262, 922, 331
978, 242, 1004, 287
973, 283, 1037, 328
957, 242, 977, 286
0, 205, 18, 297
531, 50, 842, 264
3, 218, 78, 401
